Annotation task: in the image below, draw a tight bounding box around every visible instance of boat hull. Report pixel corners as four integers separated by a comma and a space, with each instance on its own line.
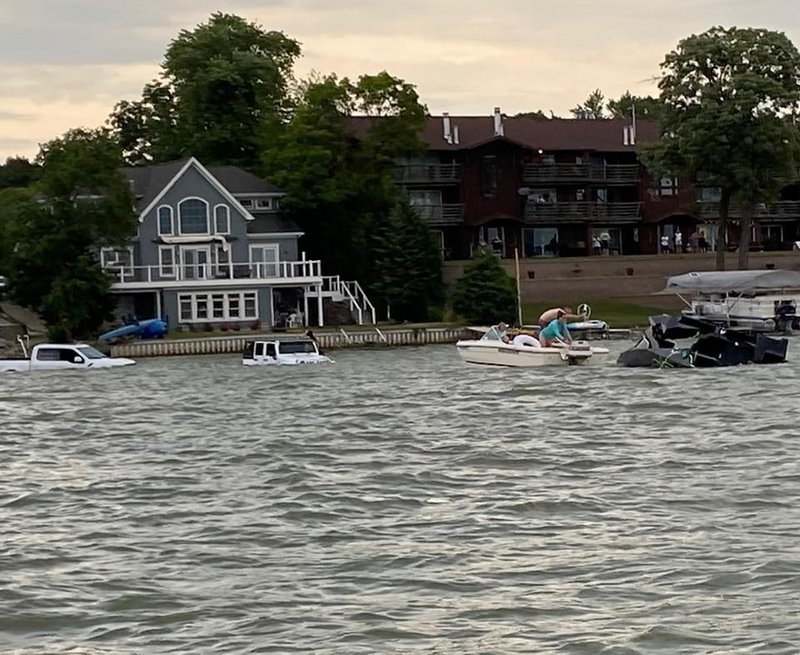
456, 340, 609, 367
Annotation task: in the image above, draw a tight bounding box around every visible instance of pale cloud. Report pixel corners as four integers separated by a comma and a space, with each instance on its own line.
1, 0, 799, 160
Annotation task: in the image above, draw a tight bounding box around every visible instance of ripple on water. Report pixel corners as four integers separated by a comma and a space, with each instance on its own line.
2, 343, 800, 652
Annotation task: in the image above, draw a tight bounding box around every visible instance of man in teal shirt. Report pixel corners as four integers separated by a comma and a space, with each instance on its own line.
539, 310, 572, 347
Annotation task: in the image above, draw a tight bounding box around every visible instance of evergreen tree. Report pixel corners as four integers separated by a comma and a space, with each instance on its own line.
372, 202, 443, 321
451, 251, 517, 325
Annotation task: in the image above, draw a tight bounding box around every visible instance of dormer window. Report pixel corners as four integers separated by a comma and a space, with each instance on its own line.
158, 206, 173, 235
256, 198, 273, 210
239, 198, 254, 209
179, 198, 209, 234
214, 204, 230, 234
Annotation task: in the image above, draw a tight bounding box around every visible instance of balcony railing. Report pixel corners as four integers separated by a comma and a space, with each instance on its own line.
411, 203, 465, 225
524, 201, 642, 223
697, 200, 800, 219
393, 164, 462, 185
522, 163, 640, 185
105, 259, 323, 287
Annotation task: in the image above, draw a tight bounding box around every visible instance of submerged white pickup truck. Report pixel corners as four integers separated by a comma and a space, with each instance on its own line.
0, 338, 136, 372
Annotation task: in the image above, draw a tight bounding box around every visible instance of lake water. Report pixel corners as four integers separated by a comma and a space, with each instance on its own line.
2, 342, 800, 654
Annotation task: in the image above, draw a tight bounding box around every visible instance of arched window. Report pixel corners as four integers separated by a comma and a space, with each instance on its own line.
214, 204, 230, 234
157, 206, 173, 235
179, 198, 209, 234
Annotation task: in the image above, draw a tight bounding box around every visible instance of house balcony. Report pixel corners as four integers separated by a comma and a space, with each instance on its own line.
522, 163, 640, 185
412, 203, 465, 225
696, 200, 800, 220
105, 259, 323, 291
524, 201, 642, 224
393, 164, 462, 185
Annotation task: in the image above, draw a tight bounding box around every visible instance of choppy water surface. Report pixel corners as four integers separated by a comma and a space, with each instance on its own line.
3, 342, 800, 654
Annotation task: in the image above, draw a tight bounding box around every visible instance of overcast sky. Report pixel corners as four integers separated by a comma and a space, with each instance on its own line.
1, 0, 798, 160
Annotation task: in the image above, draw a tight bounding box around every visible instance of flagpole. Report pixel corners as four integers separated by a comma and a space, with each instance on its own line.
515, 247, 523, 326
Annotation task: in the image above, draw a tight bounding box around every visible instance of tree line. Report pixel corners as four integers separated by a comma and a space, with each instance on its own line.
2, 16, 800, 335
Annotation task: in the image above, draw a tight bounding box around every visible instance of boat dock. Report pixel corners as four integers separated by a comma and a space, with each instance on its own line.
109, 325, 635, 359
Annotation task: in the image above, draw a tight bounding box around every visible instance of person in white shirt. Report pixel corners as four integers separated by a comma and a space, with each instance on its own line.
660, 234, 670, 254
674, 230, 683, 253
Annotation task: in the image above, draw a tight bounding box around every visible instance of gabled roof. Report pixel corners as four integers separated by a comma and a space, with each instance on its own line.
207, 166, 283, 194
348, 114, 659, 153
121, 158, 284, 220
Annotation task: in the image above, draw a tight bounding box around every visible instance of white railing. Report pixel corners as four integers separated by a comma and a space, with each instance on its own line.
312, 275, 377, 325
343, 280, 376, 325
105, 259, 322, 285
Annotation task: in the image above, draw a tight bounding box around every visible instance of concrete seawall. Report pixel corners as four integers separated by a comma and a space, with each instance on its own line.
109, 326, 472, 358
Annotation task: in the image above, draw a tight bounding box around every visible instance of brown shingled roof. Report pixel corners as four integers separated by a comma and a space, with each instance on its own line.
348, 115, 659, 153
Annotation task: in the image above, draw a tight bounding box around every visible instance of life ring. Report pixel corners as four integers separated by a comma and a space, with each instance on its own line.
577, 303, 592, 319
512, 334, 541, 348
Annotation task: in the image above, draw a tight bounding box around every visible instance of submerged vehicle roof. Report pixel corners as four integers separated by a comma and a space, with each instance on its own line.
660, 269, 800, 295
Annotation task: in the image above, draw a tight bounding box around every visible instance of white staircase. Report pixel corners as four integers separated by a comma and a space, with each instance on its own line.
319, 276, 377, 325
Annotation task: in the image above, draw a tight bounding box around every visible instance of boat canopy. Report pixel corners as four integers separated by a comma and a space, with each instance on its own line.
659, 270, 800, 295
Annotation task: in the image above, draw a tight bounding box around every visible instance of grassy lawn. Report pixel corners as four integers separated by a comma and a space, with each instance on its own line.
522, 299, 669, 328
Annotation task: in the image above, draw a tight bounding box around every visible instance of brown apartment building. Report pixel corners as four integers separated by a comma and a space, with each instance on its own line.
366, 109, 800, 259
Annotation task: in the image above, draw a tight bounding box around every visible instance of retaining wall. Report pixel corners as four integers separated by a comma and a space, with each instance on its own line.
110, 327, 471, 358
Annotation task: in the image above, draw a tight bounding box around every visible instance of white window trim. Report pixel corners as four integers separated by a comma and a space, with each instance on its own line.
178, 196, 210, 235
213, 204, 231, 235
100, 246, 134, 274
157, 205, 174, 236
177, 291, 259, 323
158, 245, 175, 278
249, 244, 280, 277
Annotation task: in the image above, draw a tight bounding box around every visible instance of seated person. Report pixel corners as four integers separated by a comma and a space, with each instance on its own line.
539, 311, 572, 347
512, 333, 541, 348
537, 306, 585, 327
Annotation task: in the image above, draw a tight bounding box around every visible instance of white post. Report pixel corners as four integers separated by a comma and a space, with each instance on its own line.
317, 284, 324, 327
155, 290, 162, 320
303, 285, 310, 327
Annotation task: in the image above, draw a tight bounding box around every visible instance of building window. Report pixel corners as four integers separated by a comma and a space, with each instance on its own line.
523, 227, 559, 257
249, 244, 279, 277
256, 198, 273, 210
214, 245, 230, 277
157, 206, 173, 235
214, 205, 230, 234
159, 246, 175, 277
659, 177, 678, 196
481, 155, 499, 197
761, 224, 784, 246
177, 291, 259, 322
100, 247, 134, 276
408, 190, 442, 221
178, 198, 209, 234
239, 198, 254, 209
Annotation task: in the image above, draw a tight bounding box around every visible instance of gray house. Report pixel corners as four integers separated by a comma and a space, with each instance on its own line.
100, 157, 375, 329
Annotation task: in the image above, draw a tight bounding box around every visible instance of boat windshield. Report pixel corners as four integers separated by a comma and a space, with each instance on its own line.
279, 341, 318, 354
77, 346, 108, 360
480, 327, 505, 342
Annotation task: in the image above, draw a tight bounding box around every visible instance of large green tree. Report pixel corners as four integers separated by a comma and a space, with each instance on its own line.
451, 251, 517, 325
109, 13, 300, 168
372, 202, 443, 322
4, 128, 136, 339
261, 72, 427, 287
643, 26, 800, 270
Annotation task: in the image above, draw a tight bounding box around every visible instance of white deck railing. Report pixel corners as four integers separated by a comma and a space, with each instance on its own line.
106, 259, 323, 285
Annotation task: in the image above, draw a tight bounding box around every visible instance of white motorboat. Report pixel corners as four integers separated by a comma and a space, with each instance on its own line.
242, 337, 333, 366
662, 270, 800, 333
456, 326, 609, 367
